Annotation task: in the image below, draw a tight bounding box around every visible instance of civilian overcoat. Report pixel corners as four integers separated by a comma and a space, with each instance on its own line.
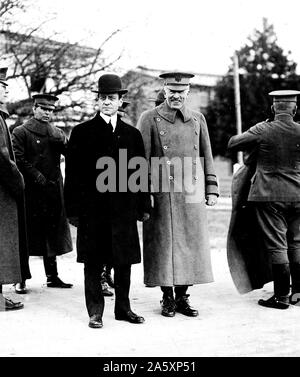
64, 112, 150, 266
0, 107, 31, 283
12, 118, 72, 257
137, 102, 219, 286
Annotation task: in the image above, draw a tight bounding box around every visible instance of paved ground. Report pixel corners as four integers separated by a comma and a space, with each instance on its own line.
1, 198, 300, 358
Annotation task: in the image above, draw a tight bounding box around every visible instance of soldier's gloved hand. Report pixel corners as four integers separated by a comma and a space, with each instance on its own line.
35, 173, 47, 186
206, 194, 218, 206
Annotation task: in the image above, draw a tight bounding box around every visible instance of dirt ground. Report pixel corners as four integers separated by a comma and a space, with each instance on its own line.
1, 202, 300, 358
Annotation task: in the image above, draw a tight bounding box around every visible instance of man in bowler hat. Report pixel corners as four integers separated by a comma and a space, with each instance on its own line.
0, 67, 31, 310
228, 90, 300, 309
64, 73, 150, 328
12, 94, 73, 293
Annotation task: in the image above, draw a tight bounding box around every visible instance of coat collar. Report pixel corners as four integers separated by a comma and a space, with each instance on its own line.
0, 103, 9, 118
24, 117, 49, 135
156, 101, 192, 123
93, 111, 125, 134
274, 113, 295, 122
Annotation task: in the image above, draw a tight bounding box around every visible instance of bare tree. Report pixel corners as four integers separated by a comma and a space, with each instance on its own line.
1, 0, 124, 125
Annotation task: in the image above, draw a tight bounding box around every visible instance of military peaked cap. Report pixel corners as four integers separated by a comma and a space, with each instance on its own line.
0, 67, 8, 86
269, 90, 300, 102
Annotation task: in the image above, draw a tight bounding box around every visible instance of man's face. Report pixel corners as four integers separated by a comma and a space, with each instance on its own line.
164, 86, 189, 109
97, 93, 122, 116
33, 105, 54, 122
0, 83, 8, 104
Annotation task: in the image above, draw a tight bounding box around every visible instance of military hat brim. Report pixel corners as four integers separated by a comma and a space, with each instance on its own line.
269, 90, 300, 102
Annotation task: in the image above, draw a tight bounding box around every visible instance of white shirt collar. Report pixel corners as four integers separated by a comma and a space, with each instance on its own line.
100, 112, 118, 131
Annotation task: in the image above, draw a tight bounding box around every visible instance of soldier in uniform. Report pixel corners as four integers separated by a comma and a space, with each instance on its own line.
228, 90, 300, 309
137, 72, 219, 317
12, 94, 73, 294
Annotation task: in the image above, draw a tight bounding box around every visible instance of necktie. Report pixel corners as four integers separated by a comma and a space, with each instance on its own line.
107, 120, 113, 133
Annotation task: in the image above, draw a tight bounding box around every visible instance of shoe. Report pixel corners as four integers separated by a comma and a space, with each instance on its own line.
106, 273, 115, 288
160, 296, 176, 317
115, 310, 145, 324
14, 282, 27, 294
0, 297, 24, 311
290, 292, 300, 306
258, 295, 289, 309
175, 295, 199, 317
88, 314, 103, 328
102, 287, 114, 296
47, 276, 73, 288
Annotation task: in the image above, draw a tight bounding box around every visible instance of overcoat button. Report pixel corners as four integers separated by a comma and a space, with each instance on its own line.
169, 176, 174, 180
194, 145, 198, 150
166, 160, 171, 165
163, 145, 168, 150
157, 118, 161, 122
160, 131, 165, 135
37, 140, 40, 143
194, 176, 198, 180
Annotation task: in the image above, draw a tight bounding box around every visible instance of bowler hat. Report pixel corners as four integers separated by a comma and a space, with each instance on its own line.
0, 67, 8, 86
93, 74, 128, 95
32, 94, 59, 110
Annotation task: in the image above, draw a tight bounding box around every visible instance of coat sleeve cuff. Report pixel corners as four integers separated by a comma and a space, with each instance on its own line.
205, 174, 219, 196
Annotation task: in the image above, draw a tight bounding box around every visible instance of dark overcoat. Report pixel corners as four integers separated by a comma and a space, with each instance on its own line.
12, 118, 72, 257
137, 102, 219, 286
64, 112, 150, 266
0, 107, 31, 283
226, 156, 272, 294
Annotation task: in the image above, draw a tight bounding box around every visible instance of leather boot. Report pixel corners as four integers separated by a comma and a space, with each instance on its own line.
290, 262, 300, 305
105, 265, 114, 288
175, 294, 199, 317
258, 264, 290, 309
14, 281, 27, 294
160, 287, 176, 317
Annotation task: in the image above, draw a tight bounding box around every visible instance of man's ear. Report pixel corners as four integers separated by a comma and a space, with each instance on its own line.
271, 105, 275, 114
293, 105, 298, 116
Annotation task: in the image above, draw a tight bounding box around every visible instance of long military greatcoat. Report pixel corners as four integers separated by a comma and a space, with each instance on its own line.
12, 118, 72, 257
0, 106, 31, 283
64, 112, 150, 266
137, 101, 219, 286
226, 154, 272, 294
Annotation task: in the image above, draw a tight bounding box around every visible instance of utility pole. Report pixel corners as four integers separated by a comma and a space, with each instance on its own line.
233, 52, 243, 166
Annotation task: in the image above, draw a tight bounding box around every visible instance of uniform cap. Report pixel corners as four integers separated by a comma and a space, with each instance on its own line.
0, 67, 8, 87
268, 90, 300, 102
159, 71, 194, 90
149, 90, 165, 105
118, 100, 130, 113
32, 94, 59, 109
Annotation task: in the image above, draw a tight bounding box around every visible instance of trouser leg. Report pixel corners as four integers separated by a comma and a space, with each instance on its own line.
272, 263, 290, 298
0, 284, 2, 294
84, 262, 104, 317
160, 286, 174, 299
43, 256, 58, 279
174, 285, 188, 299
114, 264, 131, 314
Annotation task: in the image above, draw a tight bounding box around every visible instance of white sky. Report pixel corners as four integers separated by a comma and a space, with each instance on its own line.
19, 0, 300, 75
